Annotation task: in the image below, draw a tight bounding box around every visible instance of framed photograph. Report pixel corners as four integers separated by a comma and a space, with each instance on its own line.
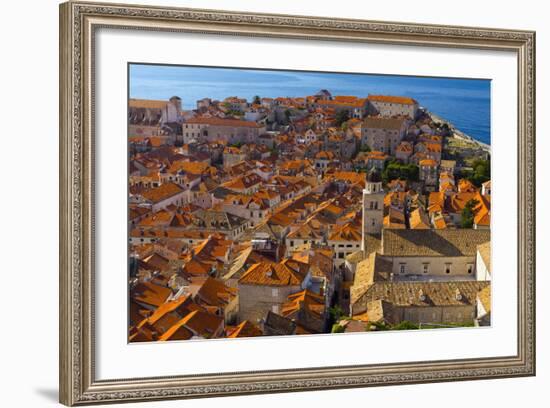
59, 1, 536, 405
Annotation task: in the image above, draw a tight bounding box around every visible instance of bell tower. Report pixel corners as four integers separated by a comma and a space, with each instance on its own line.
362, 168, 384, 251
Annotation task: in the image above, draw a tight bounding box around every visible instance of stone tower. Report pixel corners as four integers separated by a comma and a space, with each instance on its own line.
361, 168, 384, 251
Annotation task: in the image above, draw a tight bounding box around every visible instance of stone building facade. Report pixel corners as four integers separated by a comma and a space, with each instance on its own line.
351, 281, 490, 325
182, 117, 266, 144
361, 117, 408, 155
367, 95, 419, 119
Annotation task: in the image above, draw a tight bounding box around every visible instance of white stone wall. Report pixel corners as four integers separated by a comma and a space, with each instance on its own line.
362, 186, 384, 237
328, 239, 362, 268
151, 190, 188, 212
475, 250, 491, 281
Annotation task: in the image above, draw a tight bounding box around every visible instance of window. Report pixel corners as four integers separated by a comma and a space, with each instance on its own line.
467, 264, 474, 274
400, 264, 406, 274
372, 219, 376, 226
272, 305, 279, 313
290, 240, 294, 247
445, 263, 452, 274
423, 264, 429, 274
272, 288, 279, 297
338, 253, 344, 259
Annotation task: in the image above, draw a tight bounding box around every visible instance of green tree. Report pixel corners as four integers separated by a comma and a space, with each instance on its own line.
368, 321, 390, 331
331, 323, 345, 333
460, 198, 480, 228
464, 158, 490, 187
335, 110, 350, 127
392, 321, 419, 330
329, 305, 345, 322
382, 160, 419, 184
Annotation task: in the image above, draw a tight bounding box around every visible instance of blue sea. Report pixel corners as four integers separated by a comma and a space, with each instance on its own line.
129, 64, 491, 145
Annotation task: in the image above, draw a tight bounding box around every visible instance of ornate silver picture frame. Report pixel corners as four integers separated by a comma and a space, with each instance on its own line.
59, 1, 535, 405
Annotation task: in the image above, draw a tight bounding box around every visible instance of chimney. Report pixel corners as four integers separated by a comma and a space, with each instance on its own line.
419, 289, 426, 302
455, 288, 463, 301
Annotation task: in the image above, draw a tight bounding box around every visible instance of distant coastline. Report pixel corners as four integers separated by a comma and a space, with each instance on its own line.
427, 111, 491, 153
130, 63, 491, 146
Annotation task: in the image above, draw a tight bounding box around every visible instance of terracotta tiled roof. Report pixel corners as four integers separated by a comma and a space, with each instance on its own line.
329, 222, 362, 242
428, 191, 445, 214
368, 95, 417, 105
141, 183, 183, 204
168, 160, 212, 176
238, 260, 308, 286
419, 159, 437, 167
226, 320, 263, 338
223, 173, 263, 191
382, 229, 490, 257
131, 281, 172, 308
287, 222, 324, 240
159, 309, 224, 340
138, 210, 174, 227
192, 277, 237, 308
409, 208, 430, 230
447, 192, 484, 214
129, 99, 168, 109
281, 290, 325, 318
315, 151, 335, 160
458, 178, 477, 193
317, 96, 368, 108
350, 253, 392, 304
330, 171, 366, 187
355, 281, 490, 308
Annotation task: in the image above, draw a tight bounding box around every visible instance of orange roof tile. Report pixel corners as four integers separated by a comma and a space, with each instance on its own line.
239, 261, 308, 286
141, 183, 183, 204
368, 95, 417, 105
329, 222, 362, 242
129, 98, 168, 109
281, 289, 325, 318
131, 281, 172, 308
226, 320, 263, 338
419, 159, 437, 167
